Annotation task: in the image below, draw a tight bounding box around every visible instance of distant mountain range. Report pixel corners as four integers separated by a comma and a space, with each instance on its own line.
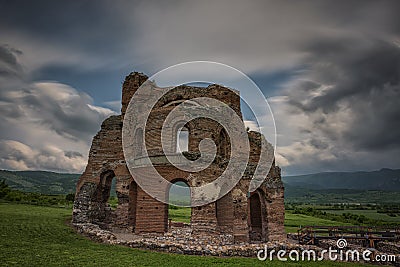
1, 168, 400, 203
283, 168, 400, 203
283, 168, 400, 191
0, 170, 79, 194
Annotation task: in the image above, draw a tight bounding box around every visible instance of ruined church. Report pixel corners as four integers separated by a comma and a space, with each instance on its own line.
73, 72, 285, 243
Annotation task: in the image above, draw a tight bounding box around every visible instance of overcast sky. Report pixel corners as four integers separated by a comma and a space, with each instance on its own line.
0, 0, 399, 175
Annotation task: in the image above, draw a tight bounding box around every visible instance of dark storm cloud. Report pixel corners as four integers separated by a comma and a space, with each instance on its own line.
0, 44, 23, 78
0, 45, 114, 172
286, 37, 400, 152
0, 1, 128, 54
0, 45, 114, 141
1, 0, 400, 173
0, 45, 20, 68
309, 138, 329, 150
64, 151, 83, 159
19, 84, 111, 141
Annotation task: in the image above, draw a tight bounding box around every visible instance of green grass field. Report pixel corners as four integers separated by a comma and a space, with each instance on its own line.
323, 209, 400, 223
0, 203, 368, 266
284, 213, 351, 233
168, 207, 351, 233
169, 206, 191, 223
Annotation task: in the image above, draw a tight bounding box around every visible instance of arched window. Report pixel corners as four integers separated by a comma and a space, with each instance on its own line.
176, 126, 189, 153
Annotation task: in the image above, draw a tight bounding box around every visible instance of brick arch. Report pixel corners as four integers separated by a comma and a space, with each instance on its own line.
155, 92, 185, 107
162, 99, 201, 108
169, 177, 190, 184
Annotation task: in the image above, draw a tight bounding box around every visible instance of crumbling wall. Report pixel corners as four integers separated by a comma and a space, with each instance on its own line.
73, 115, 130, 227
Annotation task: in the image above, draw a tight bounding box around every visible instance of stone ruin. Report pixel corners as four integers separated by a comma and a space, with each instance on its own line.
72, 72, 285, 244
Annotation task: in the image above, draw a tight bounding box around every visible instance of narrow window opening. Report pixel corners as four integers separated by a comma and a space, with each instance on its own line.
176, 126, 189, 153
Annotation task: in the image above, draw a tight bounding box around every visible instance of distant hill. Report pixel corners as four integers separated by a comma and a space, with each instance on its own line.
2, 168, 400, 204
284, 184, 400, 204
0, 170, 80, 194
283, 168, 400, 191
283, 168, 400, 204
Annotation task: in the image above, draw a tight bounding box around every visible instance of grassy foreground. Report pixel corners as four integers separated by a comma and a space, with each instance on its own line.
0, 203, 367, 267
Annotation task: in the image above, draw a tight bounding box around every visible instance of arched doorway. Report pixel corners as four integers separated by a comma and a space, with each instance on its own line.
96, 170, 117, 222
249, 191, 265, 241
167, 180, 191, 226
